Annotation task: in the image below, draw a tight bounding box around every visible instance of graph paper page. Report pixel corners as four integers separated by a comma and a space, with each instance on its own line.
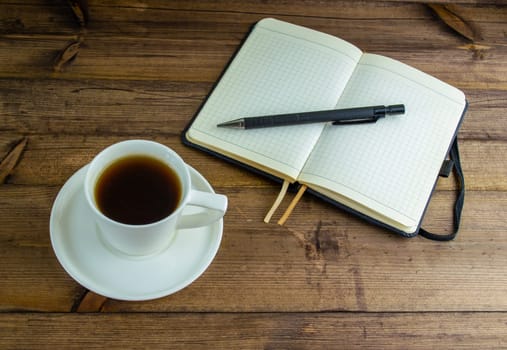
186, 18, 362, 181
299, 54, 466, 231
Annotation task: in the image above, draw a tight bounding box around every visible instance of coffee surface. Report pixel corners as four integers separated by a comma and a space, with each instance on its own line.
95, 155, 182, 225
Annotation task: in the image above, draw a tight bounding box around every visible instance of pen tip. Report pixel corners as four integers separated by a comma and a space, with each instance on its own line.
216, 118, 245, 129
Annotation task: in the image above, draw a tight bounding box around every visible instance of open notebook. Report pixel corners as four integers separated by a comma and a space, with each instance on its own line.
183, 18, 467, 236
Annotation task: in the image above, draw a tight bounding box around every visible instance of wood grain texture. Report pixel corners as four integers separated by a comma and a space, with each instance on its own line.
1, 0, 506, 348
1, 313, 507, 350
0, 137, 27, 183
0, 135, 504, 191
1, 2, 506, 82
1, 184, 506, 312
1, 79, 506, 139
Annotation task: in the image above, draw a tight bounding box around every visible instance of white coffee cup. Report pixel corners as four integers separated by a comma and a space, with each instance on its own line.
84, 140, 227, 256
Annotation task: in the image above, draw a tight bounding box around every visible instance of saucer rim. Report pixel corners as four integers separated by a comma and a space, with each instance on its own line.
49, 163, 223, 301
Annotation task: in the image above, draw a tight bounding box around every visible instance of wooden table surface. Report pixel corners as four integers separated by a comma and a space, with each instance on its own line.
1, 1, 507, 348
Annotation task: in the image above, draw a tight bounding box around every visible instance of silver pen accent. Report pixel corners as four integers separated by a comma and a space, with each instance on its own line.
217, 118, 246, 129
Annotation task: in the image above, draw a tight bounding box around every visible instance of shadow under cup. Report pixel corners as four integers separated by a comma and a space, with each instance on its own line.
84, 140, 227, 257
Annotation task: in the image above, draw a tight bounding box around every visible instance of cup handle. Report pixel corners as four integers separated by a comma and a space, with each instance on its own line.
177, 189, 228, 229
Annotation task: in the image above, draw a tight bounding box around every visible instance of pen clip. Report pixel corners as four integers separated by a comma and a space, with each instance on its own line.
332, 115, 383, 125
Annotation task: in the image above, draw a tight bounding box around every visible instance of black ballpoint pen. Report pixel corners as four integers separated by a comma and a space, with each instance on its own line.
217, 104, 405, 129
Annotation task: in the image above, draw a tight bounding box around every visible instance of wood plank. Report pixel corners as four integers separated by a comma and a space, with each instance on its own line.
0, 134, 504, 191
0, 80, 211, 136
1, 184, 506, 312
0, 2, 76, 34
0, 3, 505, 83
1, 36, 505, 87
1, 312, 507, 349
2, 1, 504, 33
461, 88, 507, 140
1, 78, 506, 140
0, 134, 269, 188
0, 0, 498, 35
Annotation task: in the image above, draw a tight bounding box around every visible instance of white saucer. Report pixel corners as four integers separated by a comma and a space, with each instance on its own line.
50, 164, 223, 301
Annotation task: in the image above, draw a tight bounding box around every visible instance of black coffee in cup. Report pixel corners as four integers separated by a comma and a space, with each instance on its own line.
94, 155, 182, 225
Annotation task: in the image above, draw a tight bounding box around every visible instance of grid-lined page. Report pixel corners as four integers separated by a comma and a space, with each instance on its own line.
187, 18, 362, 180
299, 54, 466, 230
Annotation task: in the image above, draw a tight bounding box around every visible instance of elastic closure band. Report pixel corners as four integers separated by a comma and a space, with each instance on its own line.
419, 138, 465, 241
